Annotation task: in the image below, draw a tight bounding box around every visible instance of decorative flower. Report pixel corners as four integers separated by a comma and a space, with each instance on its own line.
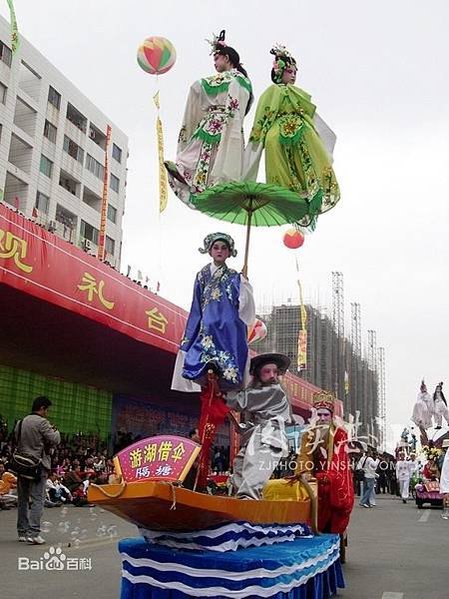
210, 288, 222, 301
223, 366, 238, 382
201, 335, 214, 350
228, 97, 240, 112
207, 118, 224, 134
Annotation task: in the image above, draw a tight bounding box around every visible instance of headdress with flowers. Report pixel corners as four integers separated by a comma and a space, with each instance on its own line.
421, 445, 443, 461
206, 30, 228, 55
270, 43, 297, 84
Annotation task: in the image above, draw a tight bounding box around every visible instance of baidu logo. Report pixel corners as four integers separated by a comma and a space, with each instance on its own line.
18, 546, 92, 571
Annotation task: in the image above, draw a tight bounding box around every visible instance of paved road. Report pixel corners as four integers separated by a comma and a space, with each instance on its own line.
342, 495, 448, 599
0, 495, 447, 598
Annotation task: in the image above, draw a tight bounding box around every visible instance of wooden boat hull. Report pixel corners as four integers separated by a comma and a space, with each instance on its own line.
88, 480, 314, 531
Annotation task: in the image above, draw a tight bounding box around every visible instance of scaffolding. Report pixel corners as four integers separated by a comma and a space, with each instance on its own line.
255, 277, 383, 435
378, 347, 386, 450
332, 272, 345, 403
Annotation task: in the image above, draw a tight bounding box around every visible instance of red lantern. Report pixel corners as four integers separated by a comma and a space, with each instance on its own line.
283, 228, 304, 249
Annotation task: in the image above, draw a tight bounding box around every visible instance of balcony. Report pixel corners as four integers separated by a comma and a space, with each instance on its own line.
13, 97, 37, 138
59, 170, 81, 198
82, 186, 101, 212
66, 102, 87, 134
3, 171, 28, 212
18, 61, 42, 104
88, 123, 107, 151
8, 133, 33, 175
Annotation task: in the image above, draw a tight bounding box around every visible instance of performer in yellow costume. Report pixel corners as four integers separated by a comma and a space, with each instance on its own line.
245, 45, 340, 226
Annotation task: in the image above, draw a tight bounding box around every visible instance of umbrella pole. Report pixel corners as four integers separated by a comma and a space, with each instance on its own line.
242, 201, 253, 278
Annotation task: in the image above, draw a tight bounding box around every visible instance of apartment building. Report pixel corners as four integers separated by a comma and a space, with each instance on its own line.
0, 16, 128, 266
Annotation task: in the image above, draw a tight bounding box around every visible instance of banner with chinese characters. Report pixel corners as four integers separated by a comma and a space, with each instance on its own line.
0, 204, 186, 355
114, 435, 200, 483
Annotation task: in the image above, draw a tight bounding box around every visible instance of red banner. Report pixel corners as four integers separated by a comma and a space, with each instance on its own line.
0, 205, 187, 355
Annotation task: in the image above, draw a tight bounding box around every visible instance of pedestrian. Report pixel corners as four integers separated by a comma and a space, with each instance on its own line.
396, 452, 411, 503
358, 449, 379, 508
14, 396, 60, 544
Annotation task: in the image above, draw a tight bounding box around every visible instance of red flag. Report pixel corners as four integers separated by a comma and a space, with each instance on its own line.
14, 196, 20, 210
32, 206, 38, 219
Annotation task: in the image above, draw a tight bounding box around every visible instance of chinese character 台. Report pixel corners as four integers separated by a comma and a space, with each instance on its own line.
145, 307, 168, 334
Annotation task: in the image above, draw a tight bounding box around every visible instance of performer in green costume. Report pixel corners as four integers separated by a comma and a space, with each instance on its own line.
245, 45, 340, 226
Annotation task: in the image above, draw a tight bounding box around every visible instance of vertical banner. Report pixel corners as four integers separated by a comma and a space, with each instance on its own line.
6, 0, 19, 54
97, 125, 112, 262
153, 91, 168, 213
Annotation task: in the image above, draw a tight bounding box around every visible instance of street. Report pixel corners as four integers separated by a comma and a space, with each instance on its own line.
0, 495, 447, 599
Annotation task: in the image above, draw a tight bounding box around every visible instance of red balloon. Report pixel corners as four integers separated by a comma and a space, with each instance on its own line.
283, 228, 304, 249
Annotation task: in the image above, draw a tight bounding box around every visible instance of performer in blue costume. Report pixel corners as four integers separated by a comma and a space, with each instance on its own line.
172, 233, 255, 392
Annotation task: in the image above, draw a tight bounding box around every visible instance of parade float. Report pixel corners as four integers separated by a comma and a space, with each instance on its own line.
89, 31, 347, 599
414, 443, 445, 509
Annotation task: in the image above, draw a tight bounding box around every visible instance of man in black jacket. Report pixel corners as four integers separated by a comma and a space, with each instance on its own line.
14, 396, 60, 544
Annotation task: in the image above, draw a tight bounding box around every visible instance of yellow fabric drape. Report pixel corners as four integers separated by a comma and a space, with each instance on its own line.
153, 91, 168, 213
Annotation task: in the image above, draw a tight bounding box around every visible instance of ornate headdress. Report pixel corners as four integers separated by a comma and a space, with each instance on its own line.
313, 391, 335, 413
270, 43, 297, 84
199, 233, 237, 257
420, 379, 427, 392
207, 29, 228, 55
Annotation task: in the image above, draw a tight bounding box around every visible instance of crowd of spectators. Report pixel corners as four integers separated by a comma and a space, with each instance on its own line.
0, 418, 124, 510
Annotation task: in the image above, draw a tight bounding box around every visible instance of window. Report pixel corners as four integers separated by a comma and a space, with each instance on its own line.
0, 41, 12, 67
0, 81, 6, 104
110, 173, 120, 193
105, 236, 115, 255
80, 220, 99, 245
35, 191, 49, 214
43, 120, 57, 143
48, 86, 61, 109
39, 155, 53, 178
112, 143, 122, 163
63, 135, 84, 163
85, 154, 104, 180
107, 204, 117, 223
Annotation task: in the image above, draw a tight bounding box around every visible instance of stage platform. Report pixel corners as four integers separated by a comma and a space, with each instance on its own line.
119, 533, 344, 598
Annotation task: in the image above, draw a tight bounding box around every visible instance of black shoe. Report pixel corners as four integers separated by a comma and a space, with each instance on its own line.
402, 499, 407, 504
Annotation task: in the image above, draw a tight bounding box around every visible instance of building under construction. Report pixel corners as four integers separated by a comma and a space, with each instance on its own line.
256, 274, 386, 447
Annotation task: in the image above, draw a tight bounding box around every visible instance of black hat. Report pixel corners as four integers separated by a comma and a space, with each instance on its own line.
250, 353, 291, 376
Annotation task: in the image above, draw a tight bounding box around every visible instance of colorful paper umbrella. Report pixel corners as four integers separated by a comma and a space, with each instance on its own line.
193, 181, 310, 275
137, 36, 176, 75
